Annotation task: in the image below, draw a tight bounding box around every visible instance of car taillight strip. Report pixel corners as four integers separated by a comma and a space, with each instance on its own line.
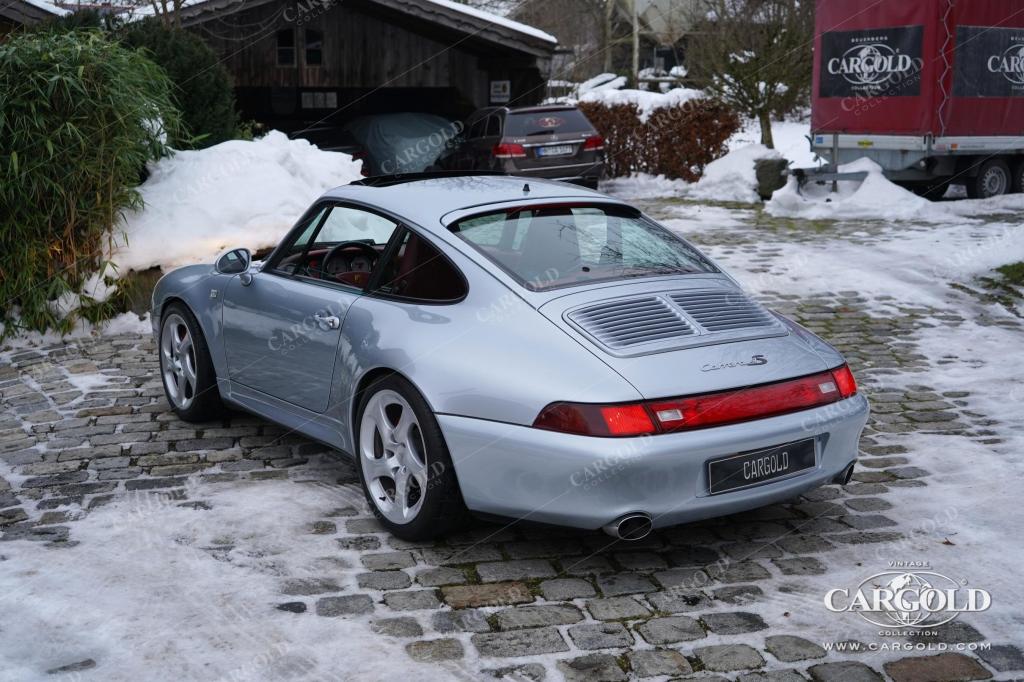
533, 364, 857, 437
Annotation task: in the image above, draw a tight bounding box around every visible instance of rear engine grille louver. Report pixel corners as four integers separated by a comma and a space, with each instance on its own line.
668, 290, 777, 332
566, 289, 785, 356
568, 297, 695, 349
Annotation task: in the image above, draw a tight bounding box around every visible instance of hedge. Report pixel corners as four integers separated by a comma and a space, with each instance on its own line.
0, 30, 179, 337
579, 98, 740, 181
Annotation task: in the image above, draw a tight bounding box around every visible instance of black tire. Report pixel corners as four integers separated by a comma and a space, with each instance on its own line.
355, 374, 468, 540
158, 302, 226, 422
906, 179, 951, 201
1013, 160, 1024, 194
967, 159, 1011, 199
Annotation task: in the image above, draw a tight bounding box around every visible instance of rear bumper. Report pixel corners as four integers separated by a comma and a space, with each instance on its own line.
438, 394, 868, 530
501, 159, 604, 182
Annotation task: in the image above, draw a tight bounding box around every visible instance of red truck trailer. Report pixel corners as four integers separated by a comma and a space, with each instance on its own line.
800, 0, 1024, 198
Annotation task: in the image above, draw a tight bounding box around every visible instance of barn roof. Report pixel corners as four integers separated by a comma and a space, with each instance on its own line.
0, 0, 68, 25
129, 0, 556, 57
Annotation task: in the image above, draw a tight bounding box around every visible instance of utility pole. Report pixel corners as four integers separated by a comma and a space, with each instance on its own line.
632, 0, 640, 86
603, 0, 615, 72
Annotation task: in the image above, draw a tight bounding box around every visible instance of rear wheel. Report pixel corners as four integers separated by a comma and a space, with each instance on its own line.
355, 375, 468, 540
967, 159, 1011, 199
1012, 159, 1024, 194
159, 302, 225, 422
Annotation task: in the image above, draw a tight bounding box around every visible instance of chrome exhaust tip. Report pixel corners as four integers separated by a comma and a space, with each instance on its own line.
602, 513, 653, 541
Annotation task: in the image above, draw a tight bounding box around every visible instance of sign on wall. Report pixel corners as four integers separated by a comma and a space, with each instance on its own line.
953, 26, 1024, 97
490, 80, 511, 104
819, 26, 924, 98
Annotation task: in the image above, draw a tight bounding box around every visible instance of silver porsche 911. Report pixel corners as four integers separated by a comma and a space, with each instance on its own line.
152, 173, 868, 541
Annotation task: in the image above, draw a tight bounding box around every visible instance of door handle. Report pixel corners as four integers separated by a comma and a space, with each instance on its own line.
314, 312, 340, 330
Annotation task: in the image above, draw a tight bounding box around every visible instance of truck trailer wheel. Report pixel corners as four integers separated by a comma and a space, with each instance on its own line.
1013, 161, 1024, 194
967, 159, 1011, 199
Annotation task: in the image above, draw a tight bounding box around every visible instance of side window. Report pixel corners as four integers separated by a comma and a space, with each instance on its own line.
305, 28, 323, 66
469, 118, 486, 139
373, 229, 467, 302
485, 115, 501, 137
312, 206, 397, 247
276, 29, 295, 66
268, 205, 399, 284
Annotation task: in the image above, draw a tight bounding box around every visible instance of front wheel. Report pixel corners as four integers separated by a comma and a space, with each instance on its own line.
967, 159, 1011, 199
355, 375, 468, 540
159, 302, 225, 422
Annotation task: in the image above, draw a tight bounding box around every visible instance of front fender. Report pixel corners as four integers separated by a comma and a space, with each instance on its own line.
151, 264, 234, 379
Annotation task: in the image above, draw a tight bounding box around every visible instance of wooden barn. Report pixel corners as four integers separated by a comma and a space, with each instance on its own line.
169, 0, 558, 132
1, 0, 67, 35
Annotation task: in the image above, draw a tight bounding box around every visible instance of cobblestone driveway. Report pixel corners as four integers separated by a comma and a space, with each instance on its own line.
2, 201, 1022, 681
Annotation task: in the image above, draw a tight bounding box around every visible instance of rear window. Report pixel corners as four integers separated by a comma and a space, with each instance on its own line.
450, 204, 717, 291
503, 109, 593, 137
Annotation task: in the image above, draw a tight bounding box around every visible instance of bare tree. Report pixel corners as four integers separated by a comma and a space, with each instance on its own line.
686, 0, 812, 148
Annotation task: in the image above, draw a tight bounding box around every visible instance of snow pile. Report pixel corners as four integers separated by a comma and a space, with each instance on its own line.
767, 158, 955, 222
579, 86, 707, 123
577, 72, 628, 95
600, 173, 689, 199
728, 116, 820, 168
687, 144, 783, 203
114, 131, 363, 273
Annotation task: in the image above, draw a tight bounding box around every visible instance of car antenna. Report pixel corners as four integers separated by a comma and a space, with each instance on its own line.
522, 183, 530, 193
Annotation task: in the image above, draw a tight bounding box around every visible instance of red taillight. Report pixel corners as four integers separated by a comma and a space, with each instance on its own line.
492, 143, 526, 158
582, 135, 604, 151
533, 402, 656, 437
649, 369, 847, 432
534, 365, 857, 437
831, 363, 857, 398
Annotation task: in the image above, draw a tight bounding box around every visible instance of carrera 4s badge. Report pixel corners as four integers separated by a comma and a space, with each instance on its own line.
702, 354, 768, 372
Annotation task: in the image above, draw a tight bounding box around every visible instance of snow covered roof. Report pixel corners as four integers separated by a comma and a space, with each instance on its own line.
421, 0, 556, 44
1, 0, 69, 24
130, 0, 556, 54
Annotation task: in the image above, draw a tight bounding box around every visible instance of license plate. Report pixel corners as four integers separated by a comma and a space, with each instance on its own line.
707, 439, 815, 495
536, 144, 574, 157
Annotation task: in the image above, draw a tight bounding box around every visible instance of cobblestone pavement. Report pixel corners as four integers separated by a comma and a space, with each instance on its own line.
2, 200, 1023, 681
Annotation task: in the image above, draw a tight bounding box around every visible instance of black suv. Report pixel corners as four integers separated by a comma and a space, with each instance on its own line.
436, 105, 605, 189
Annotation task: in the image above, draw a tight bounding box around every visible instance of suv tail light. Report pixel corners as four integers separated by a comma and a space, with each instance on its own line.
492, 143, 526, 158
582, 135, 605, 151
533, 364, 858, 437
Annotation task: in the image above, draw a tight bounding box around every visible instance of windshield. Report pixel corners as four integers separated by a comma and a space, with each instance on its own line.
503, 109, 594, 137
450, 204, 717, 291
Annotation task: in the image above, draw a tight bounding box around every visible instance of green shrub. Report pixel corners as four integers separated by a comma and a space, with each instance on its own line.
0, 30, 180, 338
121, 19, 237, 149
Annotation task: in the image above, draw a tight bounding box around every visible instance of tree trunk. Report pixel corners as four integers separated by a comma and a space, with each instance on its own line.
603, 0, 614, 72
758, 109, 775, 149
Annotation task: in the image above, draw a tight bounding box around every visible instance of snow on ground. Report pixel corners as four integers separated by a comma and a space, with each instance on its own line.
601, 144, 780, 203
644, 196, 1024, 649
686, 144, 782, 203
728, 116, 820, 168
113, 131, 364, 273
0, 480, 448, 682
0, 313, 151, 358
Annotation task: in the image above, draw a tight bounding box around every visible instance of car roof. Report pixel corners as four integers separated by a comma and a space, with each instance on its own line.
322, 175, 615, 231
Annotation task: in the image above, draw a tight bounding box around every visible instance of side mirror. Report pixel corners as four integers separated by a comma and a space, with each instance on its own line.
215, 248, 251, 275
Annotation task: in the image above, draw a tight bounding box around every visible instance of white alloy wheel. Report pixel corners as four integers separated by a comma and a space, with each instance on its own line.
160, 313, 198, 410
359, 389, 430, 524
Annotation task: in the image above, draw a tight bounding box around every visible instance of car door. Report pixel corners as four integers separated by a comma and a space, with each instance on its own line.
221, 203, 401, 413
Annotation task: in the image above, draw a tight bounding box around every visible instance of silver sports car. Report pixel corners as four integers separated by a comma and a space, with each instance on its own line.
152, 173, 868, 541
